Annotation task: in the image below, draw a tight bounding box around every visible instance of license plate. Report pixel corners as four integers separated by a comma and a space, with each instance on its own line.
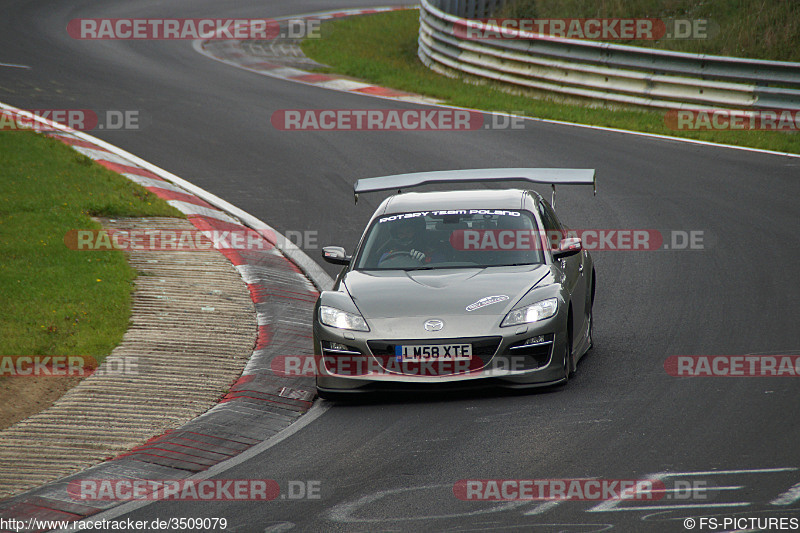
395, 344, 472, 362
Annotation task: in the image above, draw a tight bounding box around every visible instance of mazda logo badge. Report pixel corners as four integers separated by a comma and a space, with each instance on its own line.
424, 319, 444, 331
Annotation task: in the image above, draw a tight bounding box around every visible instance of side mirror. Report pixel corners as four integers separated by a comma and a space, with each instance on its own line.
322, 246, 351, 265
552, 237, 582, 260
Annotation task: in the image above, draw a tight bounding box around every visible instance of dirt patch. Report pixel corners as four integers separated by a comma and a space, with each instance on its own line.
0, 376, 83, 430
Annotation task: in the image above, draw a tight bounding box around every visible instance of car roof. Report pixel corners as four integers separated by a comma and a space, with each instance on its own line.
380, 189, 539, 215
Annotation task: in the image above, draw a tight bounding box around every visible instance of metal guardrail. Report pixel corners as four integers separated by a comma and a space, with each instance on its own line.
433, 0, 508, 18
419, 0, 800, 111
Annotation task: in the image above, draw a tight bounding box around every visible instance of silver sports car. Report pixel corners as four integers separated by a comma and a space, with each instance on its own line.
314, 168, 596, 398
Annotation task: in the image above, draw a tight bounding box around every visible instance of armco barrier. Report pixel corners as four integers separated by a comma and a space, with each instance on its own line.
419, 0, 800, 111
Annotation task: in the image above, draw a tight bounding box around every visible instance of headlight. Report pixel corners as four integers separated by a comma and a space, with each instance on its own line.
501, 298, 558, 327
319, 305, 369, 332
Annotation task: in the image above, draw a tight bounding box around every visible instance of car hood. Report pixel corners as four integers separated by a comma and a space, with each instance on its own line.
343, 265, 550, 319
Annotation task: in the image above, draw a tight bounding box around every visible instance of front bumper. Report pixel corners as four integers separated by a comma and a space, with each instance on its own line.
314, 313, 569, 394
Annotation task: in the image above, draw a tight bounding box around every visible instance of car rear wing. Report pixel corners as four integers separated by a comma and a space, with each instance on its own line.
354, 168, 596, 206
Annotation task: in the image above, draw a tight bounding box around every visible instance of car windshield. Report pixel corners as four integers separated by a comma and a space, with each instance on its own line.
354, 209, 545, 270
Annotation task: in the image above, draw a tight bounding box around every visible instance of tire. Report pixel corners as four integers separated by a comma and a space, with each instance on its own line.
586, 297, 594, 353
562, 319, 575, 384
567, 337, 576, 378
587, 272, 595, 352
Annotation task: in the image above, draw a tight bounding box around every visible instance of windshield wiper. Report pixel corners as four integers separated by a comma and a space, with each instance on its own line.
404, 264, 481, 271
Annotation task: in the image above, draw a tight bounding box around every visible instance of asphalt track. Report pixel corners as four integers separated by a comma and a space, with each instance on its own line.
2, 1, 800, 531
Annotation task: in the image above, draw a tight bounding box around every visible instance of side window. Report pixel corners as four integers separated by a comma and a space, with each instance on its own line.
538, 200, 564, 251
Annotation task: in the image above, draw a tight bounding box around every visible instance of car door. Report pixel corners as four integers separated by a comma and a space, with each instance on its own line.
538, 200, 587, 350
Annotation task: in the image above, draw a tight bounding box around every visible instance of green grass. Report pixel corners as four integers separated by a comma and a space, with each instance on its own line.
301, 10, 799, 155
499, 0, 800, 61
0, 130, 183, 362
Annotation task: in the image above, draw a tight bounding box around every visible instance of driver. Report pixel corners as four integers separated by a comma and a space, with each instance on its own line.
379, 216, 433, 264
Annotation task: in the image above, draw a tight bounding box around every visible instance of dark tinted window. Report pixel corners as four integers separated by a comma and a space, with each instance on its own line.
537, 200, 565, 250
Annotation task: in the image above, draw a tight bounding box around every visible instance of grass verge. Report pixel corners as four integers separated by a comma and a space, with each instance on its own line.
302, 10, 799, 155
499, 0, 800, 62
0, 129, 183, 363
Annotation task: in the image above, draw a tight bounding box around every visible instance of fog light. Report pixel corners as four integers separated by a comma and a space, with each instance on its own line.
523, 335, 546, 345
324, 341, 350, 351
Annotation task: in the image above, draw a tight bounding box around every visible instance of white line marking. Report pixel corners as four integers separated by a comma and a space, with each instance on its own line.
327, 484, 530, 523
640, 486, 744, 494
314, 79, 374, 91
591, 502, 752, 512
655, 468, 797, 477
588, 468, 798, 513
771, 481, 800, 505
166, 200, 241, 223
269, 67, 309, 78
522, 500, 562, 515
71, 145, 133, 166
0, 61, 30, 69
122, 173, 187, 193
